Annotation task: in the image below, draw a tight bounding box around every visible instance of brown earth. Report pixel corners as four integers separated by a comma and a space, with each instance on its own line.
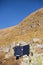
0, 53, 21, 65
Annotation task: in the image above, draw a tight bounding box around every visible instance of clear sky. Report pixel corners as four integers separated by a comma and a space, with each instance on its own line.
0, 0, 43, 29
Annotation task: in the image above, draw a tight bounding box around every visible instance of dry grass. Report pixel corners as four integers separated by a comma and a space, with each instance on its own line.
0, 8, 43, 46
0, 52, 22, 65
3, 57, 21, 65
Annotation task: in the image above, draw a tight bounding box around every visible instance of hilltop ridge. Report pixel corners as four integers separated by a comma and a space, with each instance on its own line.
0, 8, 43, 46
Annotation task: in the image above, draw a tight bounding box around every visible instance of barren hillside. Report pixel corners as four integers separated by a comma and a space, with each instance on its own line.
0, 8, 43, 46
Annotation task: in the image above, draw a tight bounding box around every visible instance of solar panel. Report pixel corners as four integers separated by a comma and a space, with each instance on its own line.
14, 46, 23, 57
13, 44, 30, 58
23, 45, 30, 55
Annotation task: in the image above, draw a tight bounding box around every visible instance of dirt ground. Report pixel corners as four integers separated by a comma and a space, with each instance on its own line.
0, 52, 22, 65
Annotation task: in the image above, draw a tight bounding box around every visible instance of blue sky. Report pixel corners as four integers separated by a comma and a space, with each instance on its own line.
0, 0, 43, 29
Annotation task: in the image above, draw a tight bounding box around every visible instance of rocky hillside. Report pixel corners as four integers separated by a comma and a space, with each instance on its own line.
0, 8, 43, 46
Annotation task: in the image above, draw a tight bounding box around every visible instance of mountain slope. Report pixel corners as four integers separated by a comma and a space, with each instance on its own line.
0, 8, 43, 46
